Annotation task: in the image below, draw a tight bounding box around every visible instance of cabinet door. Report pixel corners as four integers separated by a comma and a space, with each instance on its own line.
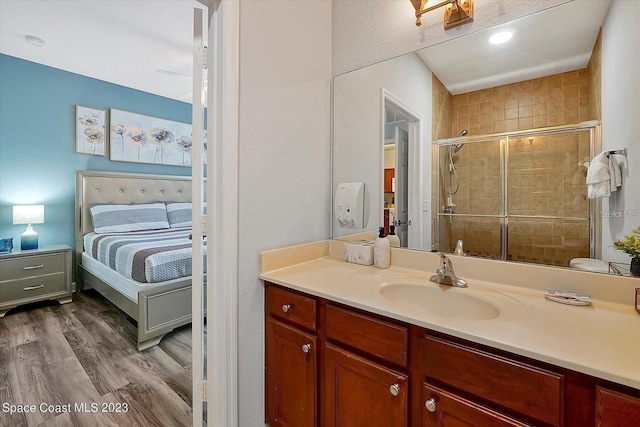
323, 344, 408, 427
423, 383, 531, 427
596, 386, 640, 427
266, 319, 317, 427
384, 168, 395, 193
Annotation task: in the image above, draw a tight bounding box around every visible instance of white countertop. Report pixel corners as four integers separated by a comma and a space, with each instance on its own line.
260, 250, 640, 391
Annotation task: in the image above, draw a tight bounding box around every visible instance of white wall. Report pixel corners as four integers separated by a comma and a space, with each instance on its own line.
333, 53, 432, 248
238, 1, 331, 425
332, 0, 572, 76
600, 0, 640, 263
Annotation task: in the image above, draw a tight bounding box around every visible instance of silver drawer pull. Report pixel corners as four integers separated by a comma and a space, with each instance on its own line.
23, 264, 45, 270
23, 284, 45, 291
301, 344, 311, 353
389, 383, 400, 396
282, 304, 291, 313
425, 398, 436, 413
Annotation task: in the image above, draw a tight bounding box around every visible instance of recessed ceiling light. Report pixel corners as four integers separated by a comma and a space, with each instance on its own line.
489, 31, 513, 45
25, 35, 46, 47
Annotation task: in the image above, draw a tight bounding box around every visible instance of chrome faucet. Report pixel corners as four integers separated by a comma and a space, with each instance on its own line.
430, 253, 468, 287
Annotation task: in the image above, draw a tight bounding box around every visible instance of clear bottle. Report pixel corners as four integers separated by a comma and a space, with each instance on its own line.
453, 239, 464, 256
374, 227, 391, 268
387, 225, 400, 248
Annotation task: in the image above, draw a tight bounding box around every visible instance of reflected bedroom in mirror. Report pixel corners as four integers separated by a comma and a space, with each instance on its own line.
332, 0, 639, 276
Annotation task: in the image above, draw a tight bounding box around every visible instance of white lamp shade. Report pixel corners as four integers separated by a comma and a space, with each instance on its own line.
13, 205, 45, 225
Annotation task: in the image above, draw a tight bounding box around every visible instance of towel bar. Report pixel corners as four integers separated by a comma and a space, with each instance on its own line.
607, 148, 627, 156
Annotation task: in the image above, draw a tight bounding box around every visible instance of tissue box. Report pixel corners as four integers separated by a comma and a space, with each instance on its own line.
344, 241, 374, 266
0, 238, 13, 253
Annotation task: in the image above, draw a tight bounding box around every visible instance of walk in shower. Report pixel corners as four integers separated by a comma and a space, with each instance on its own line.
434, 121, 601, 267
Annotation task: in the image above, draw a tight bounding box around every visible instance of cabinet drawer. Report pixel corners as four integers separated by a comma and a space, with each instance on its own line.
1, 273, 67, 303
424, 335, 563, 426
0, 253, 65, 282
326, 304, 408, 367
266, 285, 317, 331
596, 386, 640, 427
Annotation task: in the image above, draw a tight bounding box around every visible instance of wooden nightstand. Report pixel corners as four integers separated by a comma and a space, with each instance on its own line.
0, 245, 72, 317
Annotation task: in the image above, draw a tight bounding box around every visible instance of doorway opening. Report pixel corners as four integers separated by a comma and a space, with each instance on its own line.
382, 89, 423, 249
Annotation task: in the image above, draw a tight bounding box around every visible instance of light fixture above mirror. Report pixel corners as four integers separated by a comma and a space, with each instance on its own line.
410, 0, 474, 28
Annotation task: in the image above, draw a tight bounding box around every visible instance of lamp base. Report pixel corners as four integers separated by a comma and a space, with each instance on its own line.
21, 226, 38, 250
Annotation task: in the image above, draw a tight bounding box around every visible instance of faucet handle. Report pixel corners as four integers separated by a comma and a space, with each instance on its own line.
436, 252, 454, 270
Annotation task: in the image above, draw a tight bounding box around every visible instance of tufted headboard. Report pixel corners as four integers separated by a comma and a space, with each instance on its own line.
75, 170, 198, 266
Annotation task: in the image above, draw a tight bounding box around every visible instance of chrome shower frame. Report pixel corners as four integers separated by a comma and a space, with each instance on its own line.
433, 120, 602, 262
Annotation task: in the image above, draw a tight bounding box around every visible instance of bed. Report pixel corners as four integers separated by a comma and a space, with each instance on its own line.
75, 170, 205, 350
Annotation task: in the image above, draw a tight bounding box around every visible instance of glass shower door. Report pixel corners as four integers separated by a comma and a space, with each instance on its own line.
506, 130, 591, 266
437, 138, 504, 259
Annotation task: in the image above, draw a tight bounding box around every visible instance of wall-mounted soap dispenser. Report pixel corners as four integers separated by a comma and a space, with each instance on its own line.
335, 182, 368, 229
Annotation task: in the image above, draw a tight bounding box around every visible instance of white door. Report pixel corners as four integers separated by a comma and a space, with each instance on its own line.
395, 127, 409, 247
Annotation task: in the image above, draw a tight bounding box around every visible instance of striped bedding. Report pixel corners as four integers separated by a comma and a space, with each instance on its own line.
83, 228, 206, 283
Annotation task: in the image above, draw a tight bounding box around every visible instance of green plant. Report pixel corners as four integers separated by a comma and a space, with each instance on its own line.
613, 227, 640, 258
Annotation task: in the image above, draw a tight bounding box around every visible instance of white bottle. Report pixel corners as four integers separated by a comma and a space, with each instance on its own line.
374, 227, 391, 269
387, 225, 400, 248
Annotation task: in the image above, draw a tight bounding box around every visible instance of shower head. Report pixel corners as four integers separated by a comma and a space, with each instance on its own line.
452, 129, 468, 153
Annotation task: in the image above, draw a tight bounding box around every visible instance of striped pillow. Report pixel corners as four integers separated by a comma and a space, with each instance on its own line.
166, 202, 192, 228
90, 203, 170, 234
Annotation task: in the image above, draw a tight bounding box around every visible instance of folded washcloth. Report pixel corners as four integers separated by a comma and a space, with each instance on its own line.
586, 152, 610, 198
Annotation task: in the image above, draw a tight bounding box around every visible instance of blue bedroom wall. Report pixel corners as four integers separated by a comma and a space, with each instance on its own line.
0, 54, 193, 260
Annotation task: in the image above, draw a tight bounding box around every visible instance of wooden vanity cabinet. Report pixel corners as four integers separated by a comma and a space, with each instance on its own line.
266, 285, 318, 427
264, 282, 640, 427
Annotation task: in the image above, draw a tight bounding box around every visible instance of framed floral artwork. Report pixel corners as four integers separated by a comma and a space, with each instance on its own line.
109, 109, 195, 167
76, 105, 107, 156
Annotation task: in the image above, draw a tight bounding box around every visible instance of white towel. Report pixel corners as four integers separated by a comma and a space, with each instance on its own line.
609, 154, 622, 192
586, 152, 610, 198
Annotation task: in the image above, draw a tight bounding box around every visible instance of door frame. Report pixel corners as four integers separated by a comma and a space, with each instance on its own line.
192, 1, 240, 426
380, 88, 424, 249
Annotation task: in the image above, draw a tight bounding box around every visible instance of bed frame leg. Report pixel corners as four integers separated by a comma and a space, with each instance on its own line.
137, 335, 164, 351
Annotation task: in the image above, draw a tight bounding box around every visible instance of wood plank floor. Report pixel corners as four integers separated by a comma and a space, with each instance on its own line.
0, 290, 193, 427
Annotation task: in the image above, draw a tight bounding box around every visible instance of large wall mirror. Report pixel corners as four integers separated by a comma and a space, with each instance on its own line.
332, 0, 638, 276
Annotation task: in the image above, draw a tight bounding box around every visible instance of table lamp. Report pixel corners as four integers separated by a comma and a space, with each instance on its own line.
13, 205, 44, 250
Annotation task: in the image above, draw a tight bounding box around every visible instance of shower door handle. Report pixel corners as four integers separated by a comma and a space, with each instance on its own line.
395, 220, 411, 226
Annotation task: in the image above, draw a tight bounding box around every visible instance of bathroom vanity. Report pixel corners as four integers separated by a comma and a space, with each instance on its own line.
260, 241, 640, 427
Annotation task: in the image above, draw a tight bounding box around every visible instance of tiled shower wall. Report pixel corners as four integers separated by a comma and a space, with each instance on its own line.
450, 69, 591, 137
435, 30, 601, 266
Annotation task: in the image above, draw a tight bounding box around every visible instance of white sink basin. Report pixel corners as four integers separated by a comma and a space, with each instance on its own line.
366, 275, 525, 321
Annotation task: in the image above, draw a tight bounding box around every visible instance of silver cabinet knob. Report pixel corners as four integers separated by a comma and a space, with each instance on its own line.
301, 344, 311, 353
425, 398, 436, 413
389, 384, 400, 396
282, 304, 291, 313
